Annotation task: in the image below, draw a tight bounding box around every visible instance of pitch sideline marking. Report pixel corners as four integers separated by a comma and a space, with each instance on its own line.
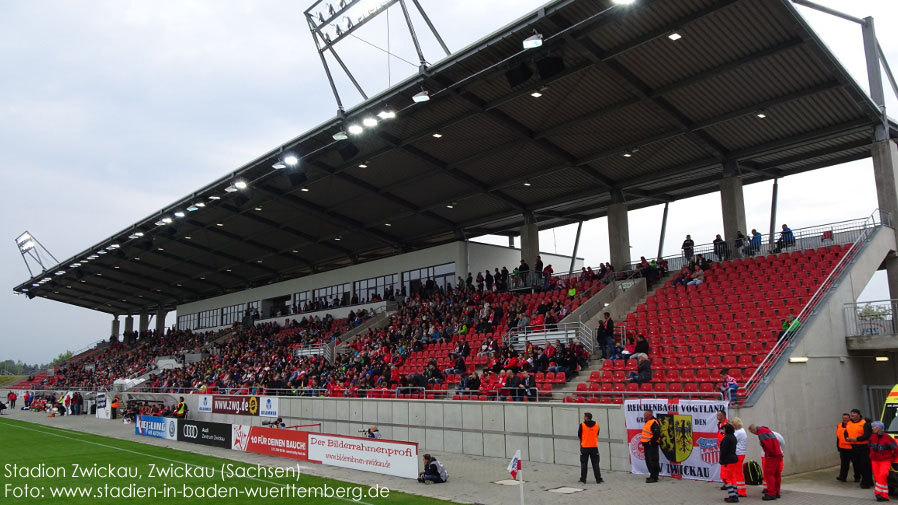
0, 419, 376, 505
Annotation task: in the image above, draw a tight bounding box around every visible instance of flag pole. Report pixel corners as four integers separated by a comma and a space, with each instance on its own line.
518, 464, 524, 505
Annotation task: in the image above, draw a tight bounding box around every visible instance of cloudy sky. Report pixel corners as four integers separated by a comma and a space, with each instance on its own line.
1, 0, 896, 365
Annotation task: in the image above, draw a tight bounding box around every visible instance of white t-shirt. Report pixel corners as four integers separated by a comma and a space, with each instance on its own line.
734, 428, 748, 456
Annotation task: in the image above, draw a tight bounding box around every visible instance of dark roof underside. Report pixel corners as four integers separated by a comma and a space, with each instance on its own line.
16, 0, 896, 314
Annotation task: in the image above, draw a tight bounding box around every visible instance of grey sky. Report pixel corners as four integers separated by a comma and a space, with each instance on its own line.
1, 0, 896, 365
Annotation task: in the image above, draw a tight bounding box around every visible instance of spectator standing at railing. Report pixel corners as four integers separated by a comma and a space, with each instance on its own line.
735, 231, 749, 258
682, 234, 695, 262
485, 270, 494, 292
476, 272, 484, 291
750, 229, 763, 255
535, 256, 544, 276
714, 234, 730, 261
780, 312, 801, 338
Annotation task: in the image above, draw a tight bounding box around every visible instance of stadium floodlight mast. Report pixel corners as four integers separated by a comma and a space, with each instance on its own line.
14, 230, 60, 279
304, 0, 451, 113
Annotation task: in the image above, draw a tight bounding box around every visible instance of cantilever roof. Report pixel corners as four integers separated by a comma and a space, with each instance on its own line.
15, 0, 896, 314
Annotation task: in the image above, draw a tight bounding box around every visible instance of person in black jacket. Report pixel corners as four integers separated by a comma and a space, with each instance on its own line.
627, 354, 653, 384
720, 423, 740, 502
520, 371, 537, 401
682, 234, 695, 261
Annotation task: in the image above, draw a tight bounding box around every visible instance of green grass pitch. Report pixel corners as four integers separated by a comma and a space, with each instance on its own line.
0, 418, 460, 504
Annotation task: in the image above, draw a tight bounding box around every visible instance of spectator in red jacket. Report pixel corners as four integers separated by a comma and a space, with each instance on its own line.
749, 424, 783, 501
7, 391, 17, 409
869, 421, 898, 502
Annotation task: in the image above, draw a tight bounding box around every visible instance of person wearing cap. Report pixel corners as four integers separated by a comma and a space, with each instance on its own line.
749, 423, 783, 501
869, 420, 898, 502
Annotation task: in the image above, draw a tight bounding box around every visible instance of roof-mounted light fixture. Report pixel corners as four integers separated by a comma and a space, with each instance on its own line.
523, 31, 543, 49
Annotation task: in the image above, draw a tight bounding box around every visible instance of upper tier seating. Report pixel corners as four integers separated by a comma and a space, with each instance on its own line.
566, 245, 845, 404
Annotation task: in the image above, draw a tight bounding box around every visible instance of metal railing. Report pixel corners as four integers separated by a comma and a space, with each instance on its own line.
844, 299, 898, 336
738, 209, 889, 405
638, 213, 891, 275
503, 321, 594, 356
104, 385, 727, 404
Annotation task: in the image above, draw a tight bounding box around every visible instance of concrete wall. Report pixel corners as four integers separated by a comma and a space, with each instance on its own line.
466, 241, 582, 278
162, 393, 629, 470
730, 226, 898, 474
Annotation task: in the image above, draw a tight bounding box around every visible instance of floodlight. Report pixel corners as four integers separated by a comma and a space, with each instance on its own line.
107, 244, 120, 249
756, 111, 767, 119
19, 240, 35, 252
186, 205, 199, 212
522, 33, 543, 49
284, 154, 299, 166
668, 32, 682, 41
129, 232, 144, 238
234, 180, 248, 189
523, 181, 532, 187
174, 211, 185, 218
432, 132, 443, 138
55, 270, 66, 276
195, 202, 206, 207
412, 90, 430, 102
328, 3, 335, 16
877, 356, 890, 362
612, 0, 636, 4
377, 109, 396, 120
530, 90, 543, 98
333, 130, 349, 140
343, 16, 353, 30
208, 195, 221, 200
318, 12, 325, 24
301, 187, 310, 192
358, 161, 369, 168
162, 217, 173, 224
788, 357, 809, 363
97, 250, 107, 255
225, 185, 238, 192
272, 160, 287, 169
15, 232, 31, 245
347, 124, 364, 135
362, 117, 378, 127
70, 263, 81, 268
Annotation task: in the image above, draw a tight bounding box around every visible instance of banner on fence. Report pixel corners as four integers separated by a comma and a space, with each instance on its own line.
307, 433, 418, 479
177, 419, 232, 449
624, 399, 728, 482
211, 395, 260, 416
135, 415, 177, 440
234, 426, 310, 461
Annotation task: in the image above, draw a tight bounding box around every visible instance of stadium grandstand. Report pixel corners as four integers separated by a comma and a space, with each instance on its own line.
9, 0, 898, 481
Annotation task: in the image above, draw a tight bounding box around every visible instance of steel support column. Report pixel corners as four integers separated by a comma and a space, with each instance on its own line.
657, 202, 669, 259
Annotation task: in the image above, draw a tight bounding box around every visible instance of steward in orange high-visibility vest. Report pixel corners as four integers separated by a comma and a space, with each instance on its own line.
578, 413, 603, 484
642, 409, 661, 483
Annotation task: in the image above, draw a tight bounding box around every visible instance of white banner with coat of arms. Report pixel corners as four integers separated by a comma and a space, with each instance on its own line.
624, 399, 728, 482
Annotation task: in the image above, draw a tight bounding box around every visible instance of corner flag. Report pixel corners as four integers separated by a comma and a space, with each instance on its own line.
508, 449, 522, 479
